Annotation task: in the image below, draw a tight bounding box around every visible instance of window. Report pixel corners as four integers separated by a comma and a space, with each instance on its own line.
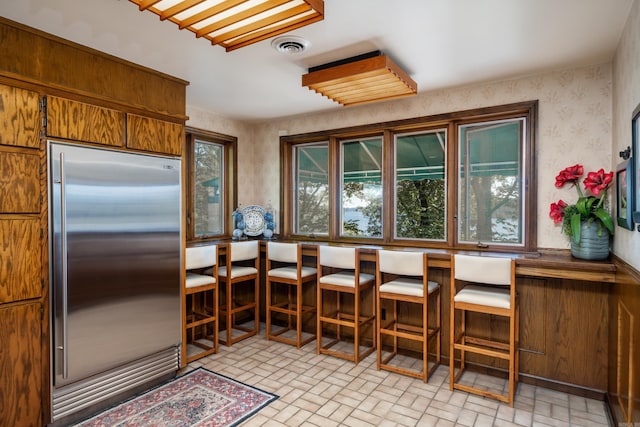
341, 137, 383, 238
194, 139, 223, 236
395, 130, 446, 240
458, 119, 525, 246
293, 142, 329, 235
186, 129, 236, 241
282, 101, 537, 252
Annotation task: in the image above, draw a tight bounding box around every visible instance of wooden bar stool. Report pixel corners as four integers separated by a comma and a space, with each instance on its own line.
266, 241, 317, 348
317, 246, 376, 363
376, 249, 440, 382
184, 245, 218, 362
218, 240, 259, 346
449, 254, 519, 406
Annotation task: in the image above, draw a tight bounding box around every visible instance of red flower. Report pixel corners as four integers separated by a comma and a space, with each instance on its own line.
583, 168, 613, 196
549, 199, 568, 224
554, 164, 583, 188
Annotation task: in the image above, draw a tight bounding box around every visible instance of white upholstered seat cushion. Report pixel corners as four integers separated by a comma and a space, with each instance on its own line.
454, 285, 511, 309
185, 272, 216, 288
218, 265, 258, 279
379, 278, 438, 297
319, 272, 374, 288
268, 266, 317, 280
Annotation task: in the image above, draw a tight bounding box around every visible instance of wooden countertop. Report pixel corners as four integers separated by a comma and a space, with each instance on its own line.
191, 239, 617, 283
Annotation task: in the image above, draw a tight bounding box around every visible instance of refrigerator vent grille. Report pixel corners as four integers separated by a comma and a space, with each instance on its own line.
52, 346, 180, 421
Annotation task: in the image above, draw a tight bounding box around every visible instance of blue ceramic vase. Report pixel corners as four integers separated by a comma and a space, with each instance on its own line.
570, 221, 610, 260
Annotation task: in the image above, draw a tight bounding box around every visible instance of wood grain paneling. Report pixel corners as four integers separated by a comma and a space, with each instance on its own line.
0, 302, 42, 427
518, 277, 546, 354
46, 96, 125, 146
0, 83, 40, 149
609, 258, 640, 424
0, 150, 40, 213
543, 278, 608, 390
127, 114, 183, 156
0, 17, 187, 119
617, 300, 633, 422
0, 217, 41, 304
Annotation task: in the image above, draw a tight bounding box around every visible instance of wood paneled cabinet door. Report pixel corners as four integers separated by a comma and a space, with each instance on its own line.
0, 83, 40, 149
127, 114, 183, 156
0, 302, 42, 427
0, 218, 42, 303
46, 96, 125, 147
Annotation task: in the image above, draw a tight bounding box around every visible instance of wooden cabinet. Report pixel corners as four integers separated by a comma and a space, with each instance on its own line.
0, 218, 42, 304
608, 260, 640, 424
0, 302, 43, 427
0, 150, 41, 213
518, 277, 609, 391
127, 114, 183, 155
0, 84, 40, 149
0, 82, 44, 427
0, 19, 188, 425
46, 96, 125, 147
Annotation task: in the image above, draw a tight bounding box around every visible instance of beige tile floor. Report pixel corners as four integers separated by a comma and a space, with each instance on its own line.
182, 326, 610, 427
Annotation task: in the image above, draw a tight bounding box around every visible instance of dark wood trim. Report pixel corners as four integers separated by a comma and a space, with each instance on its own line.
184, 127, 238, 243
279, 138, 291, 237
281, 101, 537, 144
281, 100, 539, 253
382, 129, 394, 242
328, 136, 340, 240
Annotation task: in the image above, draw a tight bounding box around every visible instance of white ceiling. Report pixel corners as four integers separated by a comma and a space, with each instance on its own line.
0, 0, 633, 122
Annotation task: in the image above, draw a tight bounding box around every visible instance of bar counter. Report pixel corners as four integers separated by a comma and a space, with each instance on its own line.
199, 239, 623, 400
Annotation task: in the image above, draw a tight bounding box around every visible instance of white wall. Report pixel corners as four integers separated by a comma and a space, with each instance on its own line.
613, 0, 640, 270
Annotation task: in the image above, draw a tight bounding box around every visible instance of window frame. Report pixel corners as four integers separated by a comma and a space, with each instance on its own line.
292, 140, 330, 236
185, 127, 237, 243
339, 135, 384, 239
281, 101, 537, 253
393, 127, 448, 243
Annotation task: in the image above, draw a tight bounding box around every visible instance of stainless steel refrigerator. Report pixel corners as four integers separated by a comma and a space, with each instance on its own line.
48, 142, 182, 424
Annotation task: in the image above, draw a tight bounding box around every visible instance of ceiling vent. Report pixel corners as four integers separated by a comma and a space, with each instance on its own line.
272, 36, 311, 55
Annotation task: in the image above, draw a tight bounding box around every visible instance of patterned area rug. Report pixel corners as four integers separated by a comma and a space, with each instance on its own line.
74, 368, 278, 427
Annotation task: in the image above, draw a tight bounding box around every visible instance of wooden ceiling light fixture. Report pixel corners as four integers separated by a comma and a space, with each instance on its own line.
128, 0, 324, 52
302, 51, 418, 106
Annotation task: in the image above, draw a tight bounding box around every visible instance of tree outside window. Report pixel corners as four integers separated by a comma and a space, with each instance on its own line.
395, 130, 446, 240
341, 137, 383, 238
458, 120, 524, 246
194, 139, 223, 237
294, 142, 329, 235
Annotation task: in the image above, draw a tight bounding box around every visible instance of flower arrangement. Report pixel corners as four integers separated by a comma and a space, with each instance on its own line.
549, 164, 615, 243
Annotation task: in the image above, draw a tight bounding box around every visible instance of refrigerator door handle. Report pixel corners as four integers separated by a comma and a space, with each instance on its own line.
57, 151, 69, 380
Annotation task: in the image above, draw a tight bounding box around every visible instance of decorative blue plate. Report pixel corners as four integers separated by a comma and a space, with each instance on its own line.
241, 205, 266, 236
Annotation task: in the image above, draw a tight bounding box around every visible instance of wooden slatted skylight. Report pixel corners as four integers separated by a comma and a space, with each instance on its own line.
128, 0, 324, 52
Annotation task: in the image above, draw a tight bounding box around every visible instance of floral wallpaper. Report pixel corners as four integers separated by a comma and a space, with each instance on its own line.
187, 7, 640, 267
244, 64, 613, 250
613, 0, 640, 269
